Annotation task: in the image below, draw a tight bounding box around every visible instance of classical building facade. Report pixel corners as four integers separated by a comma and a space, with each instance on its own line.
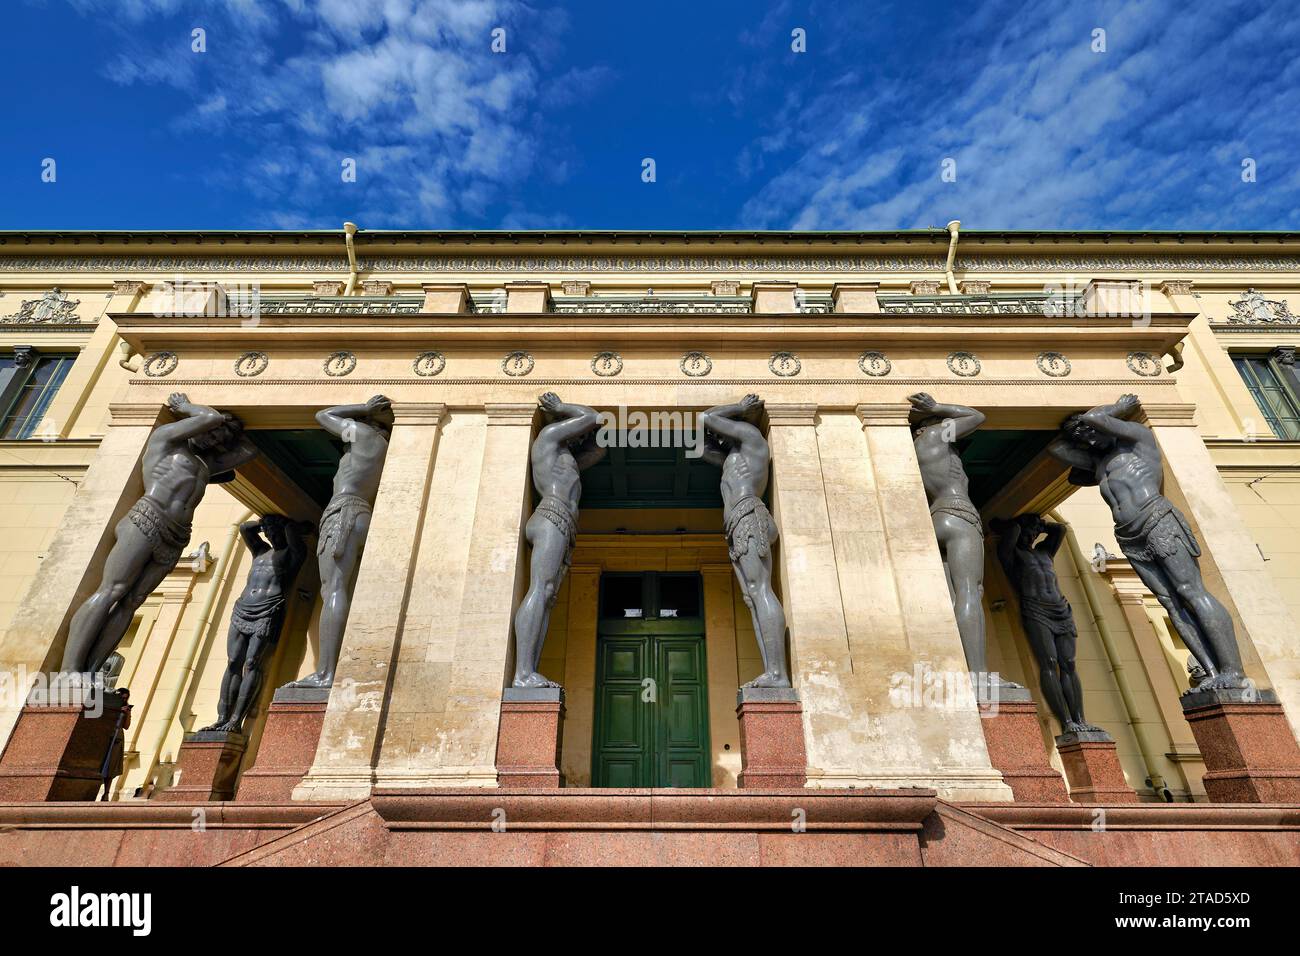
0, 229, 1298, 866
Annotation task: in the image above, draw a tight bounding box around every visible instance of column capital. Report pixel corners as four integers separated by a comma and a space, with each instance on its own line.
108, 403, 164, 427
764, 402, 818, 426
751, 280, 799, 314
1159, 279, 1194, 298
112, 279, 148, 296
1139, 403, 1198, 427
504, 281, 552, 313
855, 403, 913, 427
392, 402, 448, 426
484, 402, 537, 425
420, 283, 470, 313
831, 282, 881, 314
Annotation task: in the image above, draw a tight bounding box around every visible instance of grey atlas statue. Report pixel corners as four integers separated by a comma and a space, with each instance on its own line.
61, 393, 258, 675
992, 513, 1101, 733
1049, 394, 1246, 691
201, 515, 313, 733
287, 396, 393, 689
512, 393, 606, 688
908, 393, 1021, 692
700, 395, 791, 689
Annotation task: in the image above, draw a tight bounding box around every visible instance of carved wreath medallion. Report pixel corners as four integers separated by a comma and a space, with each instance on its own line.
324, 350, 357, 377
414, 350, 446, 377
947, 351, 981, 377
1126, 351, 1162, 377
591, 351, 623, 377
680, 350, 712, 377
1036, 351, 1071, 377
769, 351, 801, 377
235, 351, 269, 377
503, 350, 535, 376
142, 351, 178, 377
858, 350, 891, 377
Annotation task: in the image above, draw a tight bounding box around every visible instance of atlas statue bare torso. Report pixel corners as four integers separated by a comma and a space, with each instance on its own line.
287, 396, 393, 690
201, 515, 312, 732
512, 393, 605, 689
1049, 394, 1245, 691
993, 513, 1100, 733
700, 395, 790, 689
61, 393, 258, 675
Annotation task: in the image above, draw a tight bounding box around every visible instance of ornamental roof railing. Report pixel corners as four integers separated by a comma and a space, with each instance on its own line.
877, 293, 1076, 315
255, 295, 425, 315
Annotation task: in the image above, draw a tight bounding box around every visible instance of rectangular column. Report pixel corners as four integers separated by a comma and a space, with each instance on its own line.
765, 404, 854, 785
854, 404, 1012, 800
0, 403, 160, 751
1146, 405, 1300, 743
291, 403, 447, 801
375, 403, 535, 788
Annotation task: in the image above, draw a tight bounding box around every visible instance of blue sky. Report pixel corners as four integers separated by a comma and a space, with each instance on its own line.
0, 0, 1296, 231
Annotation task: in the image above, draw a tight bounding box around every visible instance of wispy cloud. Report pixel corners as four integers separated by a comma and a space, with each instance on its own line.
736, 0, 1300, 230
72, 0, 604, 227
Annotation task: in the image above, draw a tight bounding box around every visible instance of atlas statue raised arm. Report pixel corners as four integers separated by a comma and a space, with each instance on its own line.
1049, 394, 1245, 691
512, 393, 606, 689
61, 393, 258, 675
700, 394, 791, 690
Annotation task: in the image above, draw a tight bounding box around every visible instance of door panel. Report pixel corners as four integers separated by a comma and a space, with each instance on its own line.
592, 574, 710, 788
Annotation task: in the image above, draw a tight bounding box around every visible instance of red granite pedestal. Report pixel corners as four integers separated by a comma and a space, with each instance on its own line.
157, 731, 247, 802
236, 687, 328, 802
496, 688, 564, 788
978, 693, 1069, 802
1181, 688, 1300, 803
736, 688, 807, 789
0, 685, 130, 802
1055, 730, 1139, 803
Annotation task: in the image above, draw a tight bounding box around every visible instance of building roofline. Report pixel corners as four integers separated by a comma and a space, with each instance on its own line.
1, 228, 1300, 246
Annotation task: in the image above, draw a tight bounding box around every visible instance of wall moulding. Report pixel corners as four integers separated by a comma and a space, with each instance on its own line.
5, 253, 1300, 274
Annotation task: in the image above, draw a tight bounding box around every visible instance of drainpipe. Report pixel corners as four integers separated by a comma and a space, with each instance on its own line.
1050, 510, 1168, 794
138, 510, 252, 797
342, 221, 359, 295
943, 220, 961, 295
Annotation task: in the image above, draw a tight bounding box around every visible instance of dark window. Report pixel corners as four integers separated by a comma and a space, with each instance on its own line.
600, 575, 644, 619
0, 352, 75, 439
656, 573, 701, 618
1232, 353, 1300, 440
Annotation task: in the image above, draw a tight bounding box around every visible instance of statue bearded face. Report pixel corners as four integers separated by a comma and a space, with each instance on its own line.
1018, 513, 1046, 541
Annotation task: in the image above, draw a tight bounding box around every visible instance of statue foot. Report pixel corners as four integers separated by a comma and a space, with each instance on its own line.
286, 672, 333, 689
1063, 720, 1103, 734
513, 672, 560, 689
743, 672, 792, 690
197, 721, 224, 733
1197, 670, 1247, 692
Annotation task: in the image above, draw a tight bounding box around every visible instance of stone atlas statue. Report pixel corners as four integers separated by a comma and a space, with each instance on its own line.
992, 513, 1101, 733
511, 393, 605, 689
62, 393, 258, 675
287, 395, 393, 689
700, 395, 792, 690
908, 393, 1020, 693
1050, 394, 1246, 691
201, 515, 312, 732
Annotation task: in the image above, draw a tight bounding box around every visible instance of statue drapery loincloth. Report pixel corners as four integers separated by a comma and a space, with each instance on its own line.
1114, 494, 1201, 563
317, 493, 372, 559
127, 495, 192, 567
725, 494, 778, 563
929, 495, 982, 535
229, 592, 288, 644
1019, 595, 1076, 638
534, 494, 578, 566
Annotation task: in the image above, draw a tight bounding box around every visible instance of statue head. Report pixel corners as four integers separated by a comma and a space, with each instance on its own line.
1061, 413, 1113, 452
191, 411, 244, 452
1016, 512, 1046, 542
363, 395, 395, 435
261, 513, 289, 548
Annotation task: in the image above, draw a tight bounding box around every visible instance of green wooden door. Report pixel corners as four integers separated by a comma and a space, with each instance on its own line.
592, 573, 711, 788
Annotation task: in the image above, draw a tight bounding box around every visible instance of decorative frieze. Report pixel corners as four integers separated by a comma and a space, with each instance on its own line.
1226, 289, 1296, 325
910, 280, 942, 295
2, 288, 81, 323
